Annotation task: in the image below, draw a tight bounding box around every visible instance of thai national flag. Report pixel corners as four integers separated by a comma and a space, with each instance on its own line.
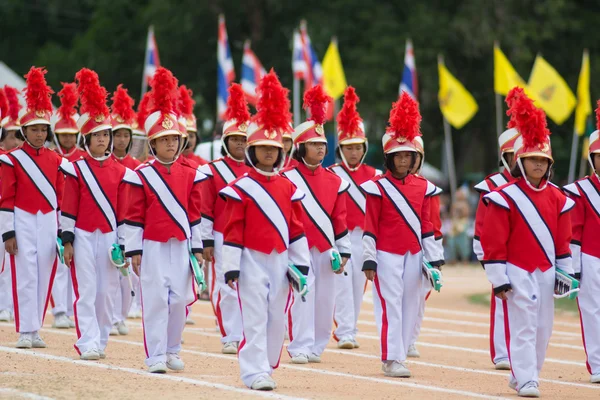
217, 14, 235, 120
241, 40, 266, 106
292, 21, 322, 89
399, 39, 418, 99
142, 26, 160, 95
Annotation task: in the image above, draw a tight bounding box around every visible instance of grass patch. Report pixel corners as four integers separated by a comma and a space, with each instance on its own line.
467, 292, 579, 314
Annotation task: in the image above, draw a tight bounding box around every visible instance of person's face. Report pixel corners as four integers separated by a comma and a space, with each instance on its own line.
393, 151, 413, 176
2, 130, 21, 151
255, 145, 279, 168
152, 135, 180, 161
522, 156, 549, 181
57, 133, 77, 150
112, 129, 131, 153
304, 141, 326, 164
23, 124, 48, 147
283, 137, 293, 154
411, 153, 423, 174
186, 131, 197, 150
228, 135, 247, 159
89, 130, 110, 156
340, 143, 365, 167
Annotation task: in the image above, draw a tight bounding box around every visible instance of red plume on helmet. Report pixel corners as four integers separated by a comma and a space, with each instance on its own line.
386, 91, 422, 142
254, 70, 292, 134
57, 83, 78, 121
337, 86, 362, 135
111, 84, 135, 124
4, 86, 21, 123
23, 67, 53, 114
136, 92, 152, 132
149, 67, 178, 115
303, 84, 331, 125
506, 89, 550, 149
505, 87, 525, 129
75, 68, 110, 119
0, 88, 8, 120
178, 85, 195, 116
595, 99, 600, 132
224, 83, 251, 123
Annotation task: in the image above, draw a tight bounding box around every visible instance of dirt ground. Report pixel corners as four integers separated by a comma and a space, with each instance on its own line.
0, 264, 597, 399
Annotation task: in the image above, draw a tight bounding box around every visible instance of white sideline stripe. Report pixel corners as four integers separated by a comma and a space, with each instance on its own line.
0, 346, 306, 400
0, 388, 55, 400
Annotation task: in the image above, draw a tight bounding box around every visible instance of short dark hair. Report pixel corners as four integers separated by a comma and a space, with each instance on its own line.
510, 159, 554, 181
245, 146, 284, 169
335, 143, 367, 160
384, 151, 417, 173
84, 130, 113, 150
220, 136, 230, 157
293, 142, 328, 161
498, 152, 513, 168
21, 125, 54, 143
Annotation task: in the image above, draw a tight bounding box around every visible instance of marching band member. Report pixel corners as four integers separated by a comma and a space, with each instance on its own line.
123, 67, 205, 373
283, 129, 298, 168
481, 89, 574, 397
199, 83, 249, 354
221, 70, 310, 391
178, 85, 207, 167
0, 67, 66, 349
330, 87, 379, 350
563, 103, 600, 384
283, 84, 350, 364
360, 92, 441, 378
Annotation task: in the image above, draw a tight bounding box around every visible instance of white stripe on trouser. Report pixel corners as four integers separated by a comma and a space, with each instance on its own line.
210, 231, 243, 343
237, 249, 290, 388
491, 293, 508, 363
578, 253, 600, 375
371, 250, 422, 362
52, 261, 74, 316
112, 266, 134, 324
334, 228, 366, 340
287, 247, 335, 357
504, 263, 554, 390
11, 207, 58, 333
140, 238, 194, 367
0, 249, 12, 313
71, 229, 119, 354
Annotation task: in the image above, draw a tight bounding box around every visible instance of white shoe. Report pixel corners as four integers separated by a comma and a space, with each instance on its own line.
495, 359, 511, 370
32, 333, 46, 348
167, 353, 184, 371
109, 324, 119, 336
308, 353, 321, 363
382, 360, 411, 378
69, 318, 76, 328
80, 349, 100, 360
337, 338, 354, 350
99, 350, 106, 359
116, 321, 129, 335
352, 339, 360, 349
52, 313, 71, 329
290, 353, 309, 364
0, 309, 11, 322
16, 333, 32, 349
127, 308, 142, 319
185, 316, 196, 325
407, 344, 420, 358
221, 341, 238, 354
148, 362, 167, 374
518, 381, 540, 398
591, 373, 600, 383
251, 376, 276, 391
509, 379, 518, 391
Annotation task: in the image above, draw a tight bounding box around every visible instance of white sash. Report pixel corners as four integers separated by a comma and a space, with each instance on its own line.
235, 177, 289, 246
502, 184, 555, 264
331, 165, 366, 213
11, 149, 57, 209
283, 169, 334, 247
378, 178, 422, 245
212, 160, 236, 184
139, 166, 191, 238
489, 173, 509, 188
76, 160, 117, 231
578, 178, 600, 218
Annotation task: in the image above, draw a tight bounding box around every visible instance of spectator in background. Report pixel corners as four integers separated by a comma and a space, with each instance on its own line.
444, 189, 473, 263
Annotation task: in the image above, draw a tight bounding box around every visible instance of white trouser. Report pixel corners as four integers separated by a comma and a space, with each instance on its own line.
578, 253, 600, 375
0, 249, 12, 313
372, 250, 422, 362
409, 273, 431, 346
490, 289, 508, 364
71, 229, 120, 354
504, 263, 554, 390
51, 261, 74, 316
238, 249, 290, 387
334, 228, 366, 341
112, 266, 134, 324
210, 231, 243, 343
128, 270, 141, 314
9, 208, 58, 333
288, 247, 336, 357
140, 238, 195, 367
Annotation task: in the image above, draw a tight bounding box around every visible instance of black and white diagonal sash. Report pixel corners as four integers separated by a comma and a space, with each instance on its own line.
501, 184, 555, 264
234, 177, 289, 247
11, 149, 57, 209
212, 160, 237, 184
331, 165, 366, 214
139, 166, 191, 238
75, 160, 117, 231
489, 173, 509, 188
377, 177, 422, 246
577, 178, 600, 218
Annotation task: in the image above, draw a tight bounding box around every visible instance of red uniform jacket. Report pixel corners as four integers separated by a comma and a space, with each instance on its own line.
113, 154, 141, 170
481, 179, 574, 289
0, 142, 66, 241
220, 169, 311, 280
361, 171, 441, 270
284, 156, 299, 168
57, 147, 86, 163
123, 160, 206, 256
282, 163, 351, 256
198, 156, 249, 247
183, 152, 208, 167
563, 175, 600, 272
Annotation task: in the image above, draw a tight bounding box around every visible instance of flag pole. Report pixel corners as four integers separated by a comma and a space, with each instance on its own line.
439, 54, 458, 203
579, 136, 590, 178
567, 127, 580, 183
333, 99, 339, 150
140, 25, 152, 99
494, 41, 503, 164
293, 78, 301, 126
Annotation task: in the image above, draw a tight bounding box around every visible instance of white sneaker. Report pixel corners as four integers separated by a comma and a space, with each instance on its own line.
337, 338, 354, 349
16, 333, 32, 349
185, 316, 196, 325
251, 376, 276, 391
591, 373, 600, 383
148, 362, 167, 374
518, 381, 540, 398
109, 324, 119, 336
116, 321, 129, 335
99, 350, 106, 359
308, 353, 321, 363
495, 359, 511, 370
407, 344, 420, 358
127, 308, 142, 319
69, 318, 76, 328
32, 333, 46, 348
221, 341, 238, 354
80, 349, 100, 360
167, 353, 184, 371
352, 339, 360, 349
382, 360, 411, 378
290, 353, 309, 364
0, 309, 11, 322
52, 313, 71, 329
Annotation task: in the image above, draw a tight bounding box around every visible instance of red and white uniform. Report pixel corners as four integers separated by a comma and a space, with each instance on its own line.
57, 147, 86, 162
220, 169, 310, 387
329, 162, 380, 343
282, 163, 351, 357
183, 152, 208, 167
563, 175, 600, 376
473, 168, 514, 365
0, 143, 67, 333
199, 156, 249, 344
123, 161, 205, 367
361, 172, 440, 362
113, 153, 141, 170
0, 148, 12, 317
60, 155, 136, 354
481, 179, 574, 389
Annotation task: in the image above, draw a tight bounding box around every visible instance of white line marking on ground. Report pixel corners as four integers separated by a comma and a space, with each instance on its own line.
0, 388, 55, 400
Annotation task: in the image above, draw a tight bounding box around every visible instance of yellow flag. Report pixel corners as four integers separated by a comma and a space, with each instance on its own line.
494, 44, 527, 95
574, 50, 591, 136
438, 59, 478, 129
322, 39, 347, 100
527, 55, 576, 125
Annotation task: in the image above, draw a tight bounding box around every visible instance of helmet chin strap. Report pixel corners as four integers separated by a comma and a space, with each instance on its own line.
221, 135, 245, 163
339, 141, 369, 171
245, 147, 285, 177
21, 126, 46, 150
148, 136, 183, 166
84, 140, 113, 162
517, 157, 550, 192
